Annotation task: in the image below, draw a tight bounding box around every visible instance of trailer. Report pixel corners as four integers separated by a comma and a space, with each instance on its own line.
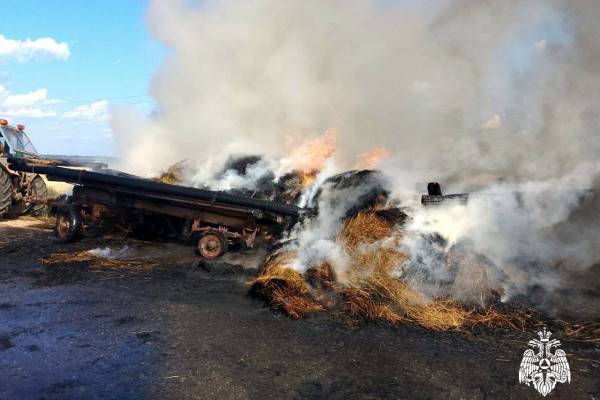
9, 158, 307, 259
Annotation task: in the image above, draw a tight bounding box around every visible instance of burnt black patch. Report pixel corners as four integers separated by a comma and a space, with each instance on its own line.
114, 316, 138, 326
0, 335, 13, 351
25, 344, 40, 352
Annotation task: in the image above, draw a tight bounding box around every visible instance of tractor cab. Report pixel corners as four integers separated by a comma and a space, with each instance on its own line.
0, 119, 38, 158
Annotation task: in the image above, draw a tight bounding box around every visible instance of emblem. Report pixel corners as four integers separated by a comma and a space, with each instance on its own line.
518, 327, 570, 396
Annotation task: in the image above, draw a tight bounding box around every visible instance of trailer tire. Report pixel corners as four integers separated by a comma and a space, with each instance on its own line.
0, 167, 12, 218
53, 210, 82, 243
197, 232, 228, 259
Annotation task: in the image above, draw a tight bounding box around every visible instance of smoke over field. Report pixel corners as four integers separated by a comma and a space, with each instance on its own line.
110, 0, 600, 324
114, 0, 600, 180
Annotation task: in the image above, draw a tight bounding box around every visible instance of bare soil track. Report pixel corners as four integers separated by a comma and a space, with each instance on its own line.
0, 218, 598, 400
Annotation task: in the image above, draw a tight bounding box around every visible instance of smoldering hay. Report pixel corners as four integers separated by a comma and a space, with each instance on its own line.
108, 1, 600, 326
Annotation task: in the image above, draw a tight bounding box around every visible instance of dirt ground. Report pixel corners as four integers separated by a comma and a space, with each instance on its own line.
0, 218, 598, 400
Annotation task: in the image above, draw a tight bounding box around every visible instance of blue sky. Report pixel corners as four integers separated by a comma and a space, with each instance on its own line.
0, 0, 165, 156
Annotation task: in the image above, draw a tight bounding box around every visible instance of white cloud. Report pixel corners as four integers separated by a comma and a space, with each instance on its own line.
0, 34, 70, 62
0, 85, 57, 119
63, 100, 108, 120
0, 86, 110, 122
2, 108, 57, 118
3, 88, 48, 107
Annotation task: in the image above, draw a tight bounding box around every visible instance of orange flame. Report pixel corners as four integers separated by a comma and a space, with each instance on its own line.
354, 147, 391, 169
298, 171, 317, 187
282, 129, 337, 185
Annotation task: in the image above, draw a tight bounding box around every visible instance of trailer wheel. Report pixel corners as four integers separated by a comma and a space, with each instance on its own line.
0, 167, 12, 219
197, 232, 228, 259
53, 210, 82, 243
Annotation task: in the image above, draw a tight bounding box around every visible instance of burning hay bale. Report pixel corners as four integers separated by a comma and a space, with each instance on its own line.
311, 170, 390, 218
221, 155, 263, 176
305, 263, 336, 290
304, 263, 339, 308
211, 154, 312, 203
248, 252, 323, 319
274, 172, 305, 203
337, 211, 394, 248
156, 161, 186, 185
446, 244, 504, 307
249, 210, 536, 331
250, 210, 411, 323
336, 211, 408, 286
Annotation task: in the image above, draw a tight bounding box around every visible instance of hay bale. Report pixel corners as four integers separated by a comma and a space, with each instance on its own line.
305, 263, 336, 289
373, 208, 408, 226
312, 170, 389, 217
337, 212, 407, 281
304, 263, 341, 308
156, 161, 185, 185
337, 212, 392, 250
349, 247, 407, 279
248, 252, 322, 319
446, 243, 503, 307
248, 209, 535, 332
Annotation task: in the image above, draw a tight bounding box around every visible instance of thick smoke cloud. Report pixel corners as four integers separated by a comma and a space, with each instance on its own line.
110, 0, 600, 308
113, 0, 600, 186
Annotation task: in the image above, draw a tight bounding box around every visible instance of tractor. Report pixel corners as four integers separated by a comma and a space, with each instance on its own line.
0, 119, 48, 218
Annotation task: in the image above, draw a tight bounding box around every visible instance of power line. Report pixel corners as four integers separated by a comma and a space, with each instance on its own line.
49, 94, 154, 106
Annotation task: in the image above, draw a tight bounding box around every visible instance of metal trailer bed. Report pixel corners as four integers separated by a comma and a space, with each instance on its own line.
9, 158, 307, 259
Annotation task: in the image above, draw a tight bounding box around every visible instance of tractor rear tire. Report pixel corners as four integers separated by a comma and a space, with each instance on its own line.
0, 167, 12, 218
26, 175, 47, 216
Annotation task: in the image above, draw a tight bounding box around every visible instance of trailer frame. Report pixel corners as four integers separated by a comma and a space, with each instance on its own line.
10, 159, 305, 259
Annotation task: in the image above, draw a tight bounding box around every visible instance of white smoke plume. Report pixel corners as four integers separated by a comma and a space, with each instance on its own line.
113, 0, 600, 183
110, 0, 600, 310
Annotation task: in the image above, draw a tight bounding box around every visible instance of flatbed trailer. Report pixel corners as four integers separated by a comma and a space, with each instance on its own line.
9, 158, 307, 259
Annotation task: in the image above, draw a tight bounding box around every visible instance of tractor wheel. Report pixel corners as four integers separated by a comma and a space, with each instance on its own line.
0, 167, 12, 219
26, 175, 48, 216
197, 232, 228, 259
53, 210, 82, 243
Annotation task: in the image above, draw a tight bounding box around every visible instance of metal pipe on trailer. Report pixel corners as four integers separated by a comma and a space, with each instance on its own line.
8, 158, 308, 259
8, 158, 306, 217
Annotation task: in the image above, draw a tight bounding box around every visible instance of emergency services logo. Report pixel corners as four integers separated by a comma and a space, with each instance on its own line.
518, 328, 571, 396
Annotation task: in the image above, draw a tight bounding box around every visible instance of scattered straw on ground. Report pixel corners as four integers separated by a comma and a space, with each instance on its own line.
559, 322, 600, 343
41, 250, 157, 271
341, 286, 404, 324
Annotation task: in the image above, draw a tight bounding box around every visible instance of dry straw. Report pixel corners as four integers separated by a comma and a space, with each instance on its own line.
41, 250, 157, 270
250, 211, 534, 331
